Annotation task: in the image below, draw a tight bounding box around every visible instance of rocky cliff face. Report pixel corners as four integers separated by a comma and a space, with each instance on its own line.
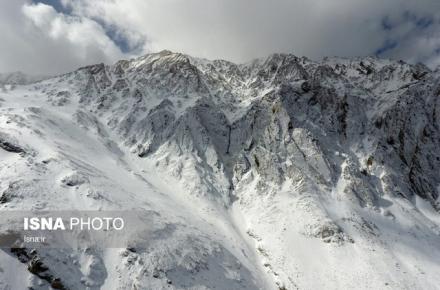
0, 51, 439, 289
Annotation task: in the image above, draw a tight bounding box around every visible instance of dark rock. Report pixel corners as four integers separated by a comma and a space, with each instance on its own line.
0, 192, 9, 204
127, 247, 137, 253
51, 278, 66, 290
10, 248, 30, 263
0, 139, 24, 153
28, 258, 48, 275
301, 81, 311, 93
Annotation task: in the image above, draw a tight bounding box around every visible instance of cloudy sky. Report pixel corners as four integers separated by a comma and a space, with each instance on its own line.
1, 0, 440, 75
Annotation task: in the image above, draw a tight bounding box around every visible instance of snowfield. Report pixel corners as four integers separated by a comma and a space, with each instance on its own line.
0, 50, 439, 289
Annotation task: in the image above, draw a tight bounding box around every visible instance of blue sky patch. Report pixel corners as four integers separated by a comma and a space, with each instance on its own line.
402, 10, 434, 29
103, 25, 133, 54
381, 11, 434, 34
415, 17, 434, 29
375, 39, 398, 56
92, 19, 145, 54
381, 16, 394, 31
32, 0, 71, 14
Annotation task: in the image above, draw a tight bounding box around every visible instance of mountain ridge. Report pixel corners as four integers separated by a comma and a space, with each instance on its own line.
0, 50, 439, 289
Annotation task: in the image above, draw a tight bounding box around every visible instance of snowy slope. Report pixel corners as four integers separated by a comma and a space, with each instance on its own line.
0, 72, 48, 86
0, 50, 439, 289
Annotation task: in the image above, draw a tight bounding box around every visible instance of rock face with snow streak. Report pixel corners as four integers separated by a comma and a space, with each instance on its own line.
0, 51, 439, 289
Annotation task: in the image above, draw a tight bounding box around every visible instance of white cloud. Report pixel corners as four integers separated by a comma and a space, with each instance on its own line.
1, 0, 440, 74
61, 0, 440, 66
0, 1, 123, 75
22, 3, 122, 60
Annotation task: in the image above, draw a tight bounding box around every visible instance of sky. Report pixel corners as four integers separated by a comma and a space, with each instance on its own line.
1, 0, 440, 75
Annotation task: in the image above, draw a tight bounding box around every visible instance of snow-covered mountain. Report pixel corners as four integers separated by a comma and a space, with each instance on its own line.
0, 50, 439, 289
0, 72, 48, 86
